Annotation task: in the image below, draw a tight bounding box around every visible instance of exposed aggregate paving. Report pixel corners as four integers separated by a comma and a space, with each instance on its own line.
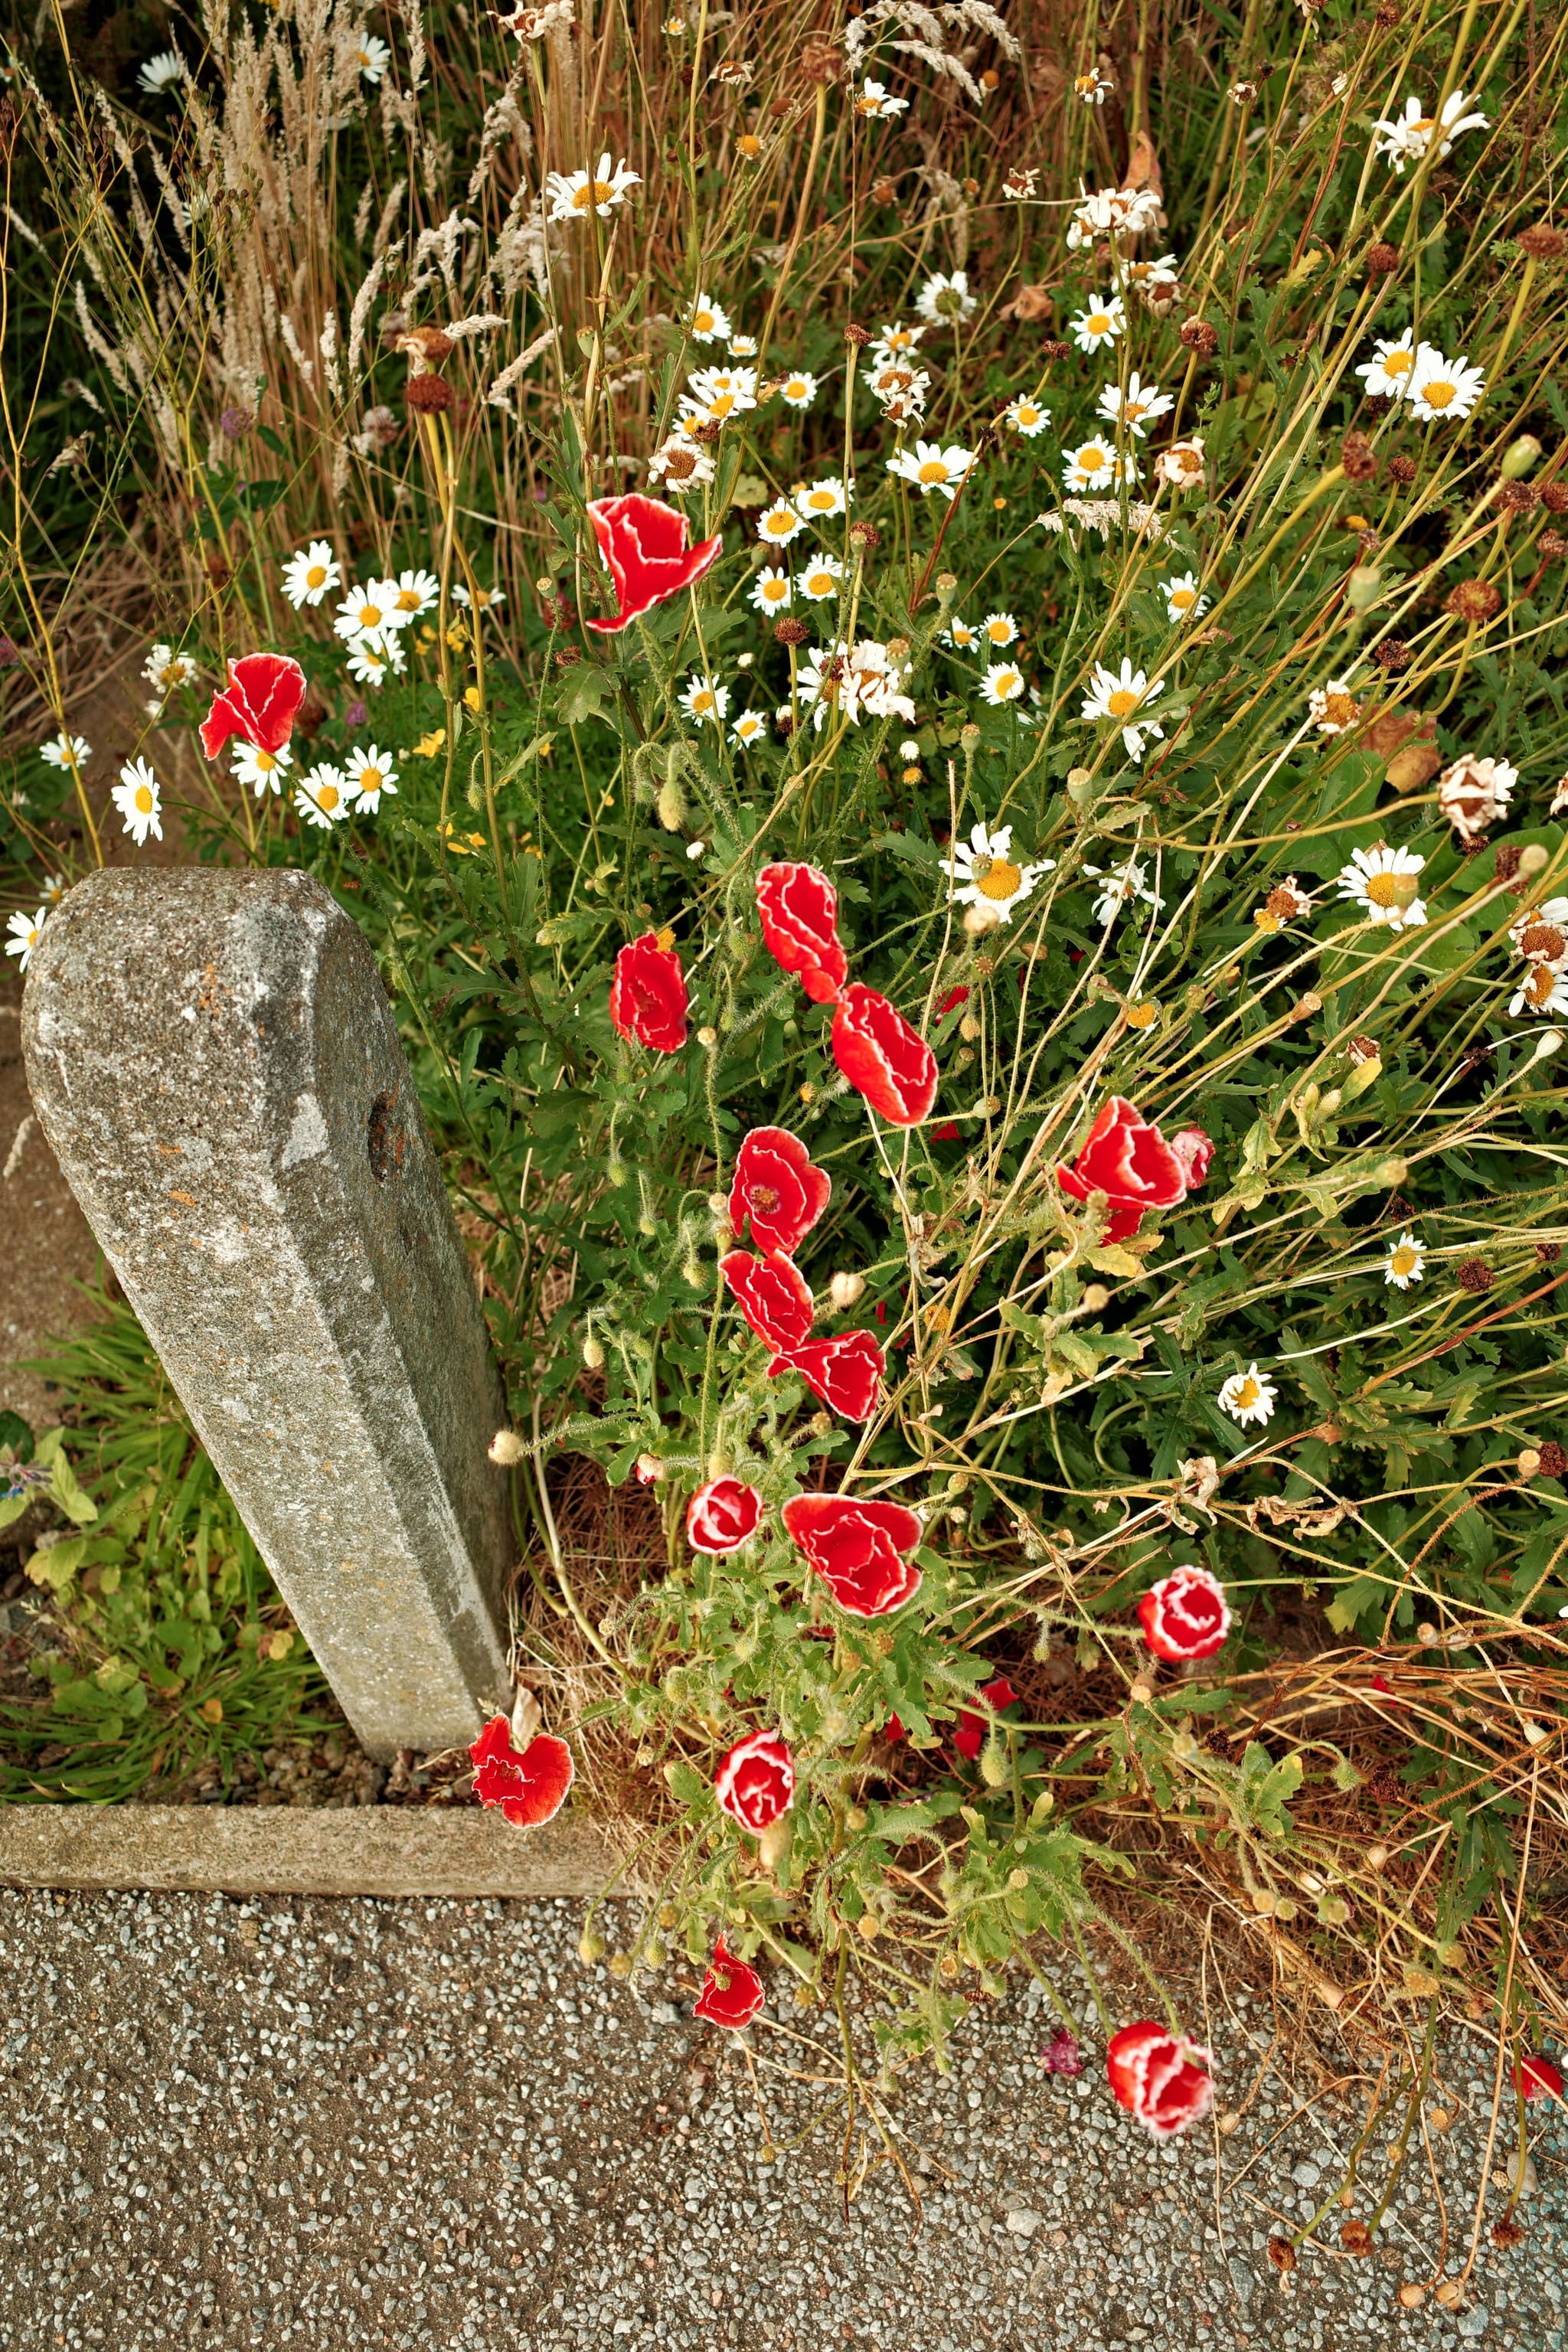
0, 1888, 1562, 2350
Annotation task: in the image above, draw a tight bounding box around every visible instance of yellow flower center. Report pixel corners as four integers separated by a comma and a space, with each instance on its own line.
1017, 407, 1039, 425
807, 488, 837, 508
306, 564, 327, 588
1123, 400, 1148, 422
763, 580, 787, 602
1107, 688, 1140, 717
134, 785, 153, 813
976, 858, 1023, 900
694, 311, 714, 332
692, 691, 714, 714
318, 784, 340, 812
360, 768, 383, 795
359, 605, 383, 629
1366, 870, 1417, 910
1126, 1001, 1158, 1029
1525, 962, 1556, 1004
256, 750, 276, 772
472, 588, 492, 608
786, 379, 807, 397
1321, 691, 1358, 727
765, 510, 795, 534
574, 180, 614, 210
396, 587, 420, 609
986, 620, 1011, 642
952, 626, 973, 644
1384, 349, 1414, 379
1421, 378, 1455, 409
1232, 1377, 1260, 1411
917, 460, 949, 485
991, 671, 1020, 700
1391, 1246, 1419, 1279
806, 572, 833, 594
1080, 446, 1107, 470
1411, 117, 1434, 136
1171, 587, 1196, 610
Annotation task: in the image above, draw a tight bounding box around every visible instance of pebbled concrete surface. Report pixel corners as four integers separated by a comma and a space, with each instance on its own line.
0, 1887, 1561, 2351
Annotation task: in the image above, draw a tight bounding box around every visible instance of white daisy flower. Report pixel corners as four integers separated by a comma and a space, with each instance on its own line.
795, 639, 915, 730
345, 744, 399, 814
1371, 90, 1488, 174
111, 758, 163, 845
779, 371, 818, 409
1383, 1232, 1426, 1289
942, 618, 979, 653
1070, 296, 1125, 352
871, 322, 925, 363
886, 440, 975, 500
979, 612, 1018, 648
730, 710, 768, 749
865, 360, 931, 416
1510, 961, 1568, 1018
282, 541, 342, 609
729, 333, 759, 359
978, 662, 1027, 707
856, 77, 909, 117
1355, 335, 1418, 399
680, 674, 730, 726
295, 765, 351, 829
1083, 856, 1165, 926
1406, 343, 1486, 423
915, 270, 976, 326
142, 644, 198, 701
757, 501, 805, 547
138, 49, 186, 93
1004, 396, 1051, 437
335, 582, 400, 647
232, 740, 294, 797
1061, 438, 1119, 492
544, 155, 642, 221
1074, 65, 1115, 104
1096, 370, 1174, 438
389, 567, 440, 620
345, 639, 403, 690
681, 364, 760, 426
1163, 572, 1210, 623
750, 566, 793, 615
452, 582, 505, 614
1080, 658, 1166, 761
798, 553, 844, 602
1116, 252, 1181, 290
798, 475, 851, 521
1218, 1364, 1277, 1428
39, 874, 67, 908
353, 34, 391, 80
1066, 185, 1163, 250
648, 436, 715, 492
39, 733, 91, 771
1307, 678, 1362, 735
1510, 899, 1568, 970
1155, 438, 1206, 489
1335, 842, 1427, 930
687, 292, 732, 343
5, 906, 48, 973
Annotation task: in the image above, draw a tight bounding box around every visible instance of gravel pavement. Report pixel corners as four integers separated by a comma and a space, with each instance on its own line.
0, 1887, 1562, 2350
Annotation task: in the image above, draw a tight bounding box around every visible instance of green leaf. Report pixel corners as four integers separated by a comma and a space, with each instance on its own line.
26, 1535, 88, 1592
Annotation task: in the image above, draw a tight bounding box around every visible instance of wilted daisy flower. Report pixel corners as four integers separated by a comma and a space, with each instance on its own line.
1407, 343, 1485, 423
688, 295, 730, 345
233, 740, 294, 796
1062, 439, 1120, 492
1218, 1364, 1277, 1427
887, 440, 974, 499
390, 567, 440, 620
1067, 185, 1162, 249
1003, 165, 1038, 198
1372, 90, 1488, 172
943, 618, 979, 653
865, 360, 931, 416
946, 822, 1051, 922
796, 639, 915, 729
730, 710, 767, 750
779, 370, 818, 409
1511, 961, 1568, 1018
1081, 658, 1166, 761
978, 662, 1027, 707
1004, 395, 1050, 437
1156, 437, 1205, 489
142, 644, 198, 704
1253, 875, 1315, 932
139, 48, 186, 93
1163, 572, 1209, 623
40, 732, 90, 770
915, 270, 976, 325
1074, 65, 1114, 103
335, 581, 402, 647
798, 475, 851, 522
5, 906, 48, 973
345, 744, 398, 813
1384, 1232, 1426, 1289
750, 565, 793, 616
1336, 842, 1427, 929
283, 541, 342, 609
856, 77, 909, 117
1096, 371, 1174, 438
1084, 855, 1164, 926
1438, 753, 1516, 847
1354, 335, 1417, 399
648, 436, 714, 492
798, 552, 844, 602
112, 759, 163, 845
1117, 252, 1181, 291
680, 674, 730, 726
871, 322, 925, 365
452, 582, 505, 614
294, 765, 351, 828
1070, 295, 1125, 353
1307, 678, 1362, 734
757, 499, 805, 547
544, 155, 642, 220
1511, 899, 1568, 970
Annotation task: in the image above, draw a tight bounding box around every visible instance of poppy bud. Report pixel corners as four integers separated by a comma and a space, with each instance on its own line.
979, 1732, 1009, 1787
656, 776, 685, 830
1502, 433, 1544, 479
578, 1924, 606, 1963
1346, 564, 1382, 612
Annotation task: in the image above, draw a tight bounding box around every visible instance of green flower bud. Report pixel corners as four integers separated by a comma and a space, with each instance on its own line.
1501, 433, 1544, 480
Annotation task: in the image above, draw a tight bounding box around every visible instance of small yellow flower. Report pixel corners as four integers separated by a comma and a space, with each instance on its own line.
655, 925, 676, 952
464, 684, 483, 714
446, 622, 469, 649
1125, 1000, 1159, 1029
413, 728, 447, 758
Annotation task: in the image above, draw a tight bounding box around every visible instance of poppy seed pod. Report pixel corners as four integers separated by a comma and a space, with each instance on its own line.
1364, 240, 1401, 276
1346, 564, 1382, 612
1502, 433, 1544, 479
406, 373, 456, 413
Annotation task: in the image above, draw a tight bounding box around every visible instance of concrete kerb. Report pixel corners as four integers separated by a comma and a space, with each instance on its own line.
0, 1804, 619, 1899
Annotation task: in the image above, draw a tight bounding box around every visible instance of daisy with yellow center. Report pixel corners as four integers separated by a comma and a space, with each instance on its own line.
1005, 397, 1050, 437
757, 501, 805, 547
1081, 658, 1166, 761
887, 441, 975, 501
544, 155, 642, 222
946, 822, 1053, 924
979, 662, 1027, 707
1408, 343, 1486, 423
1383, 1232, 1426, 1289
1307, 678, 1362, 735
1062, 439, 1116, 492
799, 554, 844, 602
982, 612, 1018, 647
282, 541, 342, 609
346, 744, 399, 814
779, 372, 817, 410
1355, 338, 1417, 399
679, 673, 729, 726
1218, 1364, 1277, 1427
750, 566, 792, 613
296, 766, 349, 831
1070, 296, 1125, 353
231, 740, 293, 796
1163, 572, 1210, 624
1336, 843, 1427, 930
687, 292, 731, 342
112, 758, 163, 845
799, 476, 850, 519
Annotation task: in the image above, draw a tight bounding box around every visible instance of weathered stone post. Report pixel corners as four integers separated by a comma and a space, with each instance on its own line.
22, 867, 516, 1759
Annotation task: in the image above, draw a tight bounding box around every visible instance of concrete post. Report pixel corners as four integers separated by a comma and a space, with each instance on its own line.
22, 867, 516, 1759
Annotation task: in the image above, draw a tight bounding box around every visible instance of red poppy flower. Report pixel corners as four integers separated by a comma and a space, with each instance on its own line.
714, 1727, 795, 1831
609, 933, 689, 1053
933, 1121, 961, 1142
468, 1715, 574, 1828
781, 1491, 923, 1616
199, 652, 307, 760
694, 1935, 765, 2030
954, 1675, 1018, 1761
768, 1329, 884, 1421
1106, 2021, 1214, 2138
686, 1477, 764, 1554
755, 863, 848, 1004
1515, 2054, 1563, 2102
884, 1712, 906, 1742
729, 1126, 831, 1256
1058, 1096, 1211, 1243
583, 493, 723, 634
936, 985, 970, 1018
720, 1250, 814, 1351
1137, 1565, 1231, 1663
831, 985, 939, 1127
1042, 2030, 1084, 2076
